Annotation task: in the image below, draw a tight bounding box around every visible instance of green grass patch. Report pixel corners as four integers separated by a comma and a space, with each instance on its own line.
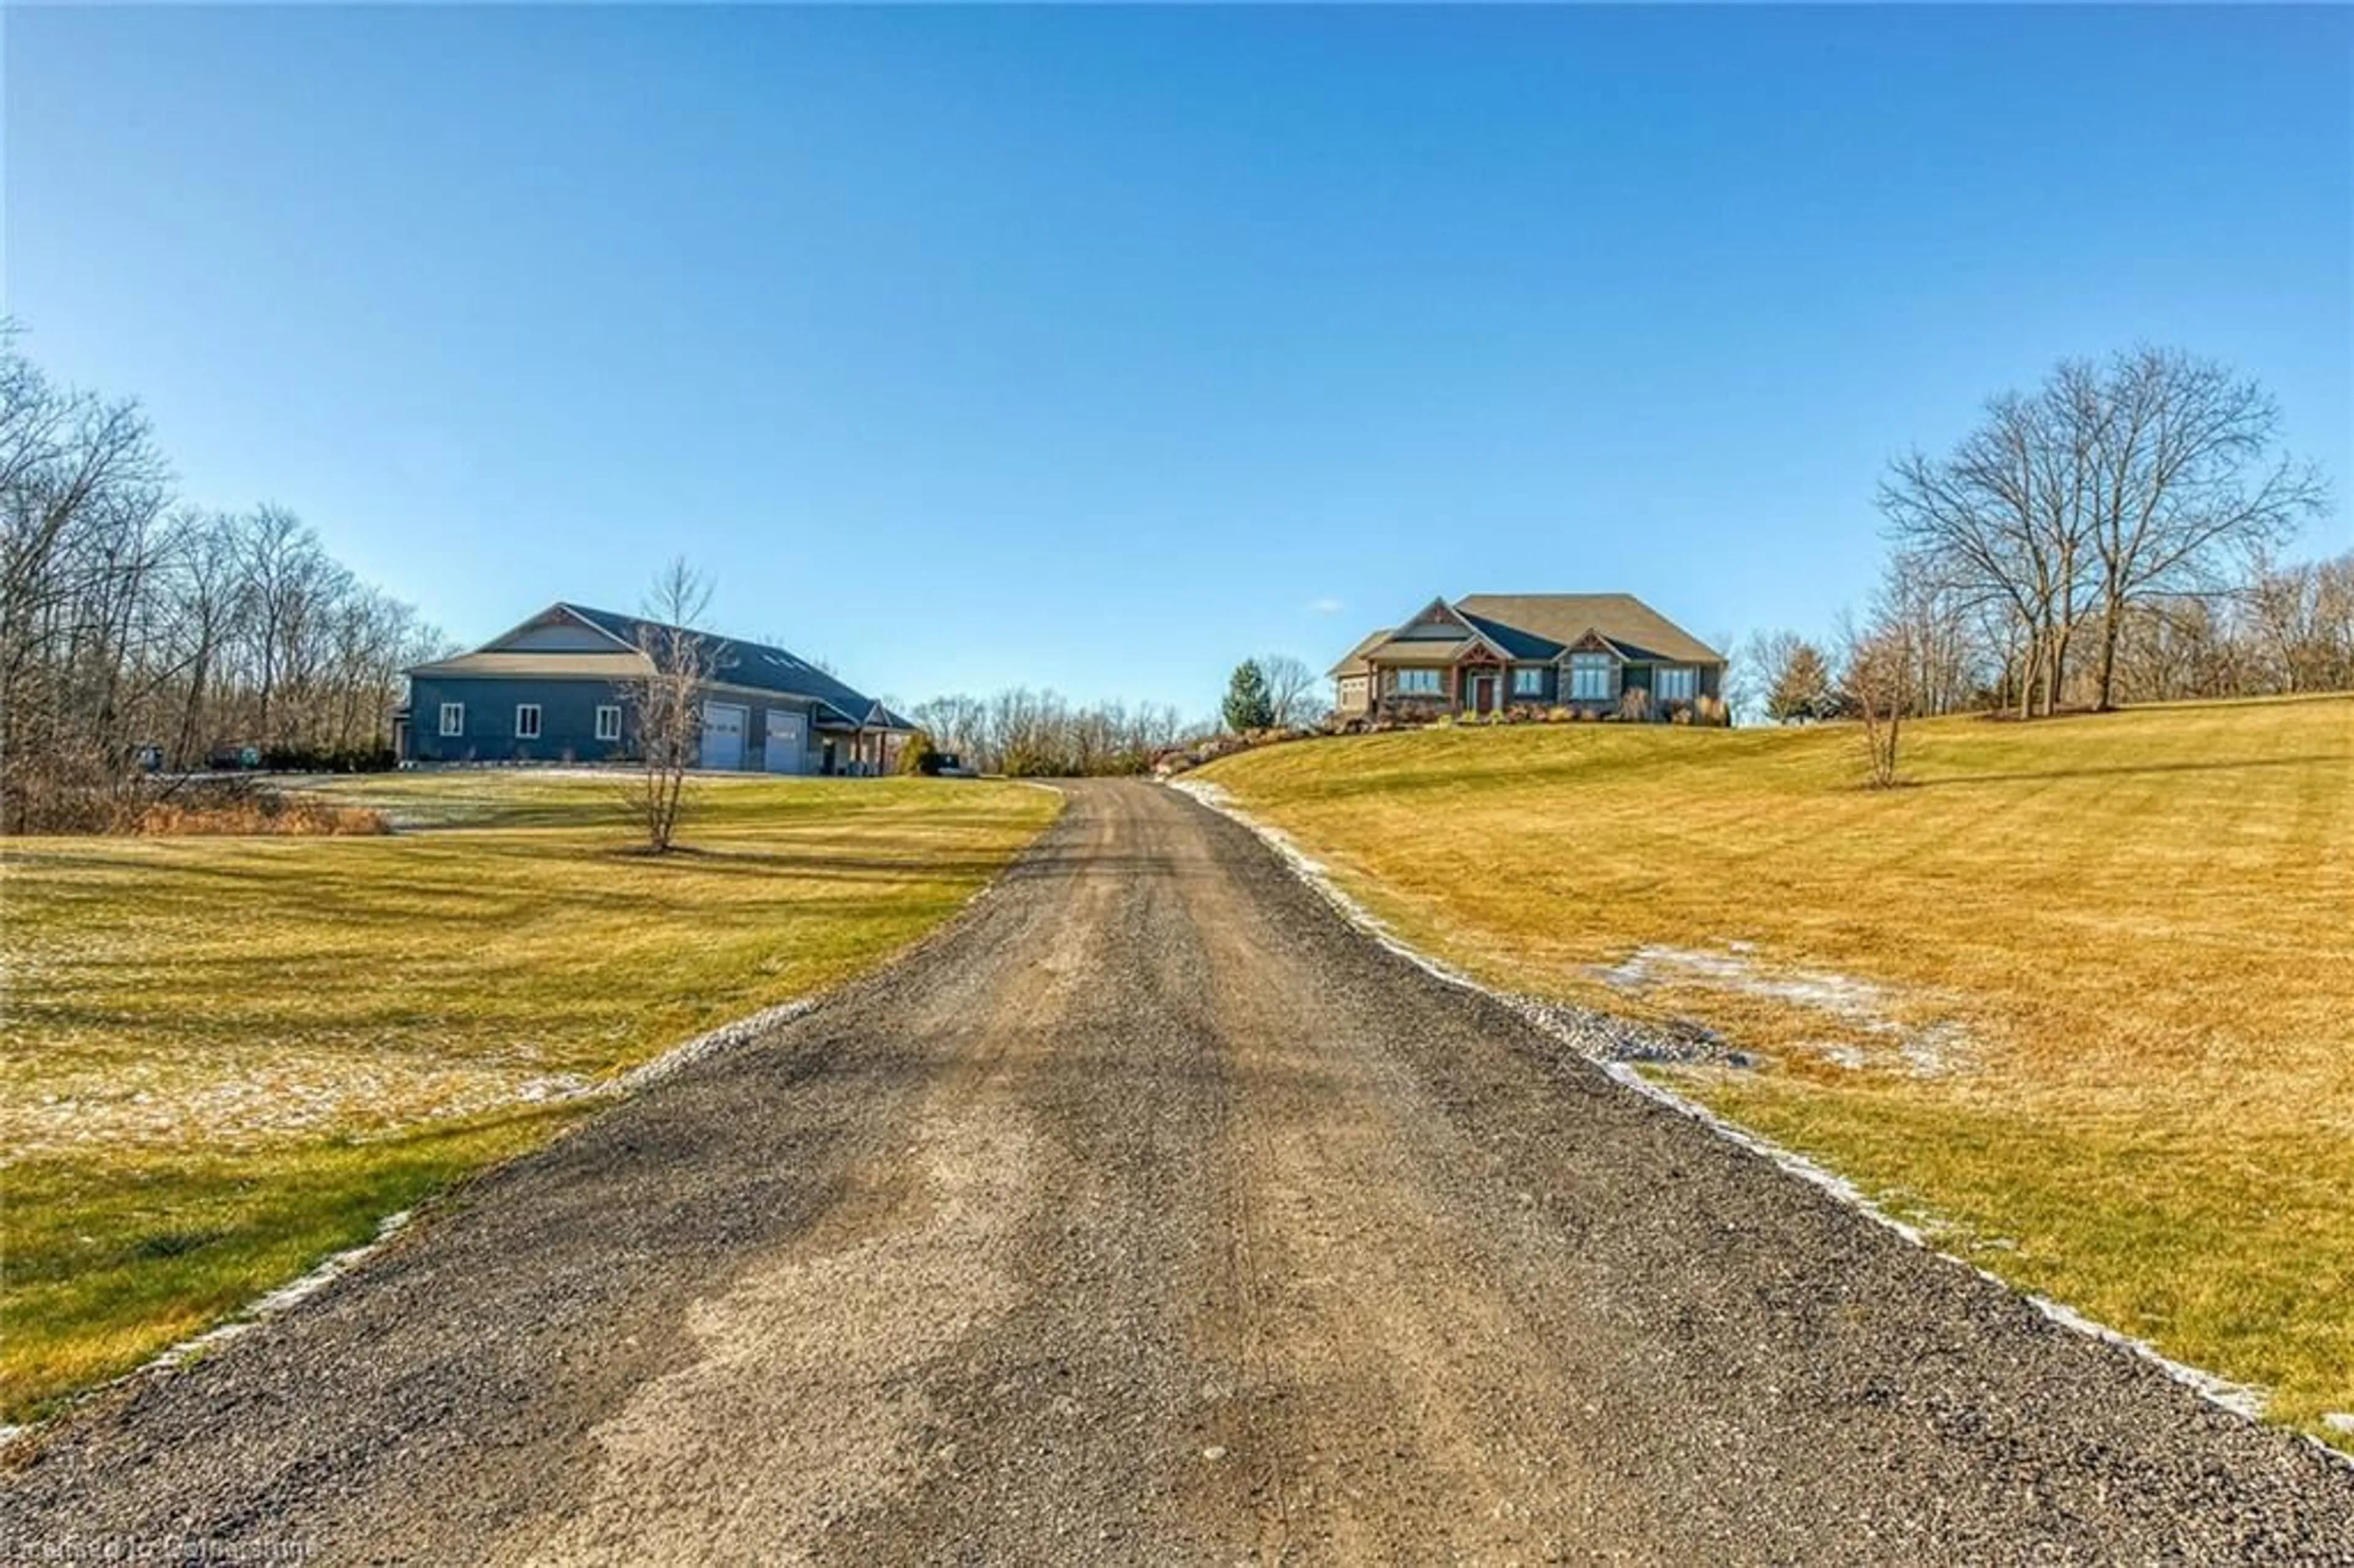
2, 1110, 574, 1418
1202, 695, 2354, 1443
1699, 1077, 2353, 1433
0, 773, 1059, 1418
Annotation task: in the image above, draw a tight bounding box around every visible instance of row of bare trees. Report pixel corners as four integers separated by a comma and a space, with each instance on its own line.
1744, 546, 2351, 728
907, 688, 1198, 777
1875, 345, 2329, 719
2, 332, 443, 830
1731, 347, 2341, 785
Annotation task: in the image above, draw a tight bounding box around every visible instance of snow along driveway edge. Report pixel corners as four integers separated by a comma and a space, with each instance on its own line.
1164, 775, 2350, 1460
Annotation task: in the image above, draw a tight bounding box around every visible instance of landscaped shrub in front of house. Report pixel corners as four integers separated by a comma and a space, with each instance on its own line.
259, 744, 398, 774
1154, 676, 1738, 777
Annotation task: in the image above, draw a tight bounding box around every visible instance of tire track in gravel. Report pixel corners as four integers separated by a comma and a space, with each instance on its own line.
7, 780, 2353, 1564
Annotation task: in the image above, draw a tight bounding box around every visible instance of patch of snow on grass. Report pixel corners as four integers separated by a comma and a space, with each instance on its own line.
1596, 943, 1970, 1076
0, 998, 821, 1164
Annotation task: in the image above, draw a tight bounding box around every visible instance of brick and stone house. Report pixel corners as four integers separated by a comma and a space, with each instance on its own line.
400, 602, 912, 774
1329, 594, 1727, 722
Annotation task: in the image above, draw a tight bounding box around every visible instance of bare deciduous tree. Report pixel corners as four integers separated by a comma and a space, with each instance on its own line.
625, 557, 718, 853
1839, 606, 1914, 789
1883, 347, 2327, 717
1881, 388, 2093, 720
2, 330, 449, 830
1, 333, 172, 824
1256, 653, 1318, 728
2101, 548, 2354, 703
2076, 348, 2329, 709
905, 688, 1196, 777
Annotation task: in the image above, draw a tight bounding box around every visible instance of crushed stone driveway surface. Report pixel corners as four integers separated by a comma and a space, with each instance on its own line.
7, 780, 2352, 1564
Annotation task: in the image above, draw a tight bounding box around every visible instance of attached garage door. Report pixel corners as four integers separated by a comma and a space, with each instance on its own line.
700, 702, 747, 771
763, 710, 806, 774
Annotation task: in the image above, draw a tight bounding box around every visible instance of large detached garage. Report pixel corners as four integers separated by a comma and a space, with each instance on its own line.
401, 602, 913, 775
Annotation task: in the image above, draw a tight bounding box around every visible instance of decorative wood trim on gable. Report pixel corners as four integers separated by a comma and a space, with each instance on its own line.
1393, 597, 1514, 661
1558, 628, 1634, 663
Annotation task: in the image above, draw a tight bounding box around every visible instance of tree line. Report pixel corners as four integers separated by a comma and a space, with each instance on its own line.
2, 331, 443, 830
1740, 345, 2340, 780
904, 688, 1198, 777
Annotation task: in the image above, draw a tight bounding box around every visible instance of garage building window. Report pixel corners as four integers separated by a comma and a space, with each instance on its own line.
596, 705, 622, 742
438, 702, 465, 737
515, 703, 542, 739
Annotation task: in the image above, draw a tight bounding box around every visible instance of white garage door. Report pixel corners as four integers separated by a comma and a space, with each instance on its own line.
700, 702, 747, 771
763, 710, 806, 774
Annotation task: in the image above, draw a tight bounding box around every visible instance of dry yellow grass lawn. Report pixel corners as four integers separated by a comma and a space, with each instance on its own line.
1201, 695, 2354, 1442
0, 772, 1060, 1420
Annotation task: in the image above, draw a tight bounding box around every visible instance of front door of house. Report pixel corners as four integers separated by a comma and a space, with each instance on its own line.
1468, 674, 1497, 714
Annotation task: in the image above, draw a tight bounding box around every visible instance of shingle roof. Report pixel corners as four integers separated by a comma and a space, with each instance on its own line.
1326, 629, 1394, 678
555, 603, 889, 725
1363, 636, 1475, 664
1454, 611, 1564, 661
1452, 594, 1724, 665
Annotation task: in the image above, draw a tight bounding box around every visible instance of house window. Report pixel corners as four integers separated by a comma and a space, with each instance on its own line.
595, 704, 622, 742
1656, 666, 1697, 702
1395, 668, 1442, 696
1567, 653, 1613, 701
438, 702, 465, 737
1511, 666, 1545, 696
514, 704, 542, 739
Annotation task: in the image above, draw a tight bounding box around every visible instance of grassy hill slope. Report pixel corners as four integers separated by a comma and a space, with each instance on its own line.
1199, 696, 2354, 1441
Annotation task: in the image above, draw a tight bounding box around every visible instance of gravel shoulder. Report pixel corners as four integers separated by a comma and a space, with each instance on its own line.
6, 780, 2351, 1562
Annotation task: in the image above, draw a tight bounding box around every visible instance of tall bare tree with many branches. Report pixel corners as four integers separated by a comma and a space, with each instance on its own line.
1881, 347, 2325, 717
2072, 348, 2328, 709
626, 557, 719, 853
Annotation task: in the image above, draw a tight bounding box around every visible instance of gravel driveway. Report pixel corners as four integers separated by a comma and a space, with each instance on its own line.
6, 780, 2351, 1563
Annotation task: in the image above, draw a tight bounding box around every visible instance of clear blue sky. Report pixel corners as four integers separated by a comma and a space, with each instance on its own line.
7, 4, 2348, 714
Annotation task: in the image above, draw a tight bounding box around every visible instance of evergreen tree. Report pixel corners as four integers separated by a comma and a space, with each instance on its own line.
1223, 660, 1276, 733
1767, 642, 1834, 723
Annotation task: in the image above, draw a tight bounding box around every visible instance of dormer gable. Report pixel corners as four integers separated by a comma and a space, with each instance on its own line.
1556, 628, 1633, 662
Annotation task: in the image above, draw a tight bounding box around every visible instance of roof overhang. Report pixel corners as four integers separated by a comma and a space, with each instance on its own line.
405, 650, 652, 681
